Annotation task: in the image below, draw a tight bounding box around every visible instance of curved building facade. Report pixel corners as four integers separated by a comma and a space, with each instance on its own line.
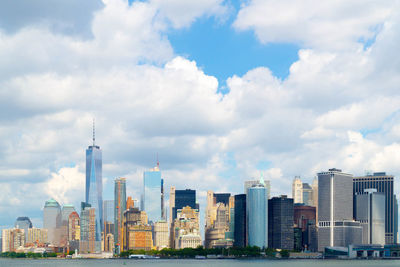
247, 184, 268, 248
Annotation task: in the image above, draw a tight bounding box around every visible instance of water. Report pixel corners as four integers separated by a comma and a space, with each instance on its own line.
0, 259, 399, 267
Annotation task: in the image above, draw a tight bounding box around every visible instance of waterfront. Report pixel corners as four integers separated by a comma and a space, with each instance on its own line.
0, 259, 399, 267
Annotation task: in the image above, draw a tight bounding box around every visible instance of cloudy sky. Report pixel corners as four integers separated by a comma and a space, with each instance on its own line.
0, 0, 400, 229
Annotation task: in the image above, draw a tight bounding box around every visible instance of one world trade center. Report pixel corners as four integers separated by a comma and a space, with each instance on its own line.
85, 121, 103, 248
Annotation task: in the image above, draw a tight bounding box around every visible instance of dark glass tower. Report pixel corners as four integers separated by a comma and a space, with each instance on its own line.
234, 194, 246, 247
173, 189, 196, 221
353, 172, 397, 244
85, 122, 103, 244
268, 195, 294, 250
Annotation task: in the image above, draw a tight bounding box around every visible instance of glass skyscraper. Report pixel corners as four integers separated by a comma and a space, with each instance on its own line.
143, 165, 162, 223
85, 129, 102, 244
234, 194, 246, 247
247, 182, 268, 248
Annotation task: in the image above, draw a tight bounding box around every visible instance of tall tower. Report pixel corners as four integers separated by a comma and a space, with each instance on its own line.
143, 164, 162, 223
247, 182, 268, 248
353, 172, 397, 244
318, 168, 362, 251
85, 120, 103, 244
114, 177, 126, 252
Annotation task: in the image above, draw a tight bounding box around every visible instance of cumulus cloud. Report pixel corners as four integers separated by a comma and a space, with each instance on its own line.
234, 0, 397, 50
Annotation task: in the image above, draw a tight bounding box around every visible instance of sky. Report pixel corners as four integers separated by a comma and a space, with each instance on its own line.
0, 0, 400, 230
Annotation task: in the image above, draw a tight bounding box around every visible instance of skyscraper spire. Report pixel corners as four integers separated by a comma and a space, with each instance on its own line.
92, 118, 95, 146
157, 152, 159, 168
260, 171, 265, 186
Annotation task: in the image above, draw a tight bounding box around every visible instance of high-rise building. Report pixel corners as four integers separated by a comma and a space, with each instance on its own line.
302, 183, 314, 206
245, 179, 271, 199
353, 172, 397, 244
43, 198, 61, 246
170, 188, 196, 222
68, 211, 80, 241
268, 195, 294, 250
80, 206, 100, 253
143, 164, 162, 223
60, 205, 75, 247
234, 194, 246, 247
14, 217, 32, 241
114, 177, 126, 251
294, 204, 317, 251
123, 207, 153, 251
1, 229, 25, 252
292, 176, 303, 204
204, 191, 233, 248
173, 206, 201, 249
312, 177, 318, 222
153, 220, 169, 249
318, 168, 362, 251
355, 189, 385, 245
247, 180, 268, 248
85, 123, 103, 245
27, 228, 48, 245
103, 200, 114, 224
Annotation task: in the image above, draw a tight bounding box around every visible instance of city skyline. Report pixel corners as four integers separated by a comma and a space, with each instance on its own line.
1, 0, 400, 234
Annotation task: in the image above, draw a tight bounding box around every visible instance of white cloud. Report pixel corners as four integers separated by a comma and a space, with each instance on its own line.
234, 0, 397, 50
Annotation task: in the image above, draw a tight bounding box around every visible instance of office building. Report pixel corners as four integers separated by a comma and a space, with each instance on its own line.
354, 172, 397, 244
104, 233, 114, 252
80, 206, 100, 253
205, 191, 233, 248
173, 206, 201, 249
294, 204, 317, 251
318, 168, 362, 251
268, 195, 294, 250
27, 228, 48, 245
153, 220, 169, 249
114, 177, 126, 250
245, 178, 271, 199
169, 187, 197, 222
234, 194, 246, 247
123, 207, 153, 251
143, 164, 162, 223
14, 217, 32, 241
43, 198, 61, 246
355, 189, 385, 245
292, 177, 317, 207
85, 123, 103, 245
68, 211, 80, 241
292, 176, 303, 204
103, 200, 114, 225
247, 179, 268, 248
1, 229, 25, 252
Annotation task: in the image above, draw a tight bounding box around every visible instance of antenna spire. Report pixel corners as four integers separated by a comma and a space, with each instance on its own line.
157, 152, 159, 168
92, 118, 95, 146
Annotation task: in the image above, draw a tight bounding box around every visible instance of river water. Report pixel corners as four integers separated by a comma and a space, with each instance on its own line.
0, 259, 399, 267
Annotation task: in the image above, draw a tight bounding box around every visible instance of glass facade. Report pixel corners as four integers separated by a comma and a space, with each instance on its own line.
143, 167, 162, 223
234, 194, 246, 247
14, 217, 32, 240
247, 185, 268, 248
86, 145, 102, 243
268, 196, 294, 250
103, 200, 114, 223
173, 189, 196, 221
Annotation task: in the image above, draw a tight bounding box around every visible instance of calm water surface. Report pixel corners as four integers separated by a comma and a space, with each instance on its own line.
0, 259, 398, 267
